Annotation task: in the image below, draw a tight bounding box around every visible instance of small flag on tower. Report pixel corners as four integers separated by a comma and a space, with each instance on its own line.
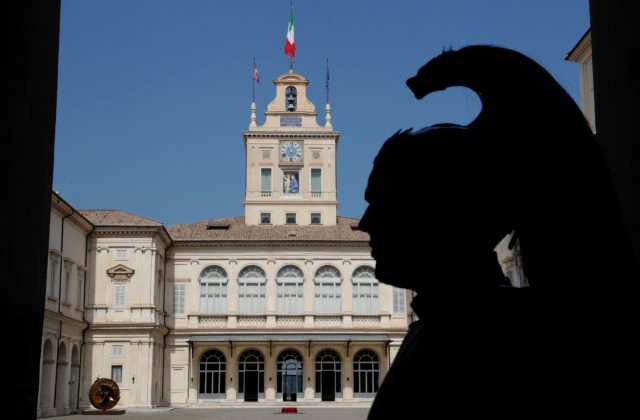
326, 58, 330, 103
253, 57, 261, 83
284, 3, 296, 58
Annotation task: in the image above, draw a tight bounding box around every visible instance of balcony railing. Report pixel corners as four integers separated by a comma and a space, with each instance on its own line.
249, 191, 329, 200
181, 313, 396, 329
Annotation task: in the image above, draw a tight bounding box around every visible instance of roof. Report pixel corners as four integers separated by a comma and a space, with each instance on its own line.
167, 216, 369, 242
80, 209, 163, 227
565, 28, 591, 61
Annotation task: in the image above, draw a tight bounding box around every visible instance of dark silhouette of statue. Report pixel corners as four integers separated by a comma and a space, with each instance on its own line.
361, 45, 639, 418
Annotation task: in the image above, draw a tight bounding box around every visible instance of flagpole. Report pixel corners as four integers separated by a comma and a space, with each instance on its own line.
326, 57, 330, 104
289, 0, 294, 71
252, 56, 256, 103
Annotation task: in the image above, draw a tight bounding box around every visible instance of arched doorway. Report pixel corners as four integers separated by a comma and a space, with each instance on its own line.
353, 349, 380, 398
69, 345, 80, 410
39, 339, 55, 412
55, 341, 69, 411
238, 349, 264, 402
277, 349, 303, 401
315, 349, 342, 401
198, 349, 226, 399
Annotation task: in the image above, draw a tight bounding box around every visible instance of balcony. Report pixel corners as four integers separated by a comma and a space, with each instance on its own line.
197, 314, 227, 328
237, 315, 267, 327
247, 191, 331, 201
182, 313, 394, 330
275, 315, 305, 327
314, 314, 342, 327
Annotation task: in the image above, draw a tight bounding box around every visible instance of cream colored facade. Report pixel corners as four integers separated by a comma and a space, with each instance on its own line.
39, 193, 92, 417
38, 70, 410, 416
566, 29, 595, 132
244, 72, 339, 226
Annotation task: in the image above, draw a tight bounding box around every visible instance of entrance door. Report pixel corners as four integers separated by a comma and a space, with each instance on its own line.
283, 372, 297, 402
321, 371, 336, 401
316, 349, 341, 401
244, 371, 258, 402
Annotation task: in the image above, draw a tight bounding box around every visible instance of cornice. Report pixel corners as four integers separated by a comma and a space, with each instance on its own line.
51, 193, 94, 233
91, 226, 173, 247
566, 30, 592, 62
44, 309, 89, 329
86, 323, 169, 334
243, 131, 340, 139
171, 240, 370, 249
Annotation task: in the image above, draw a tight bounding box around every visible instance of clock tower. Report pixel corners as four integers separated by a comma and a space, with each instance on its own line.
242, 71, 340, 226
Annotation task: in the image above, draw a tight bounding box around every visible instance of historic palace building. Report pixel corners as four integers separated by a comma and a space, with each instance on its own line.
38, 70, 412, 416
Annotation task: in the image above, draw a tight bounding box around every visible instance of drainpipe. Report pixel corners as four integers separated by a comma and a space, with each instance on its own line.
77, 225, 94, 410
160, 243, 172, 405
53, 209, 74, 409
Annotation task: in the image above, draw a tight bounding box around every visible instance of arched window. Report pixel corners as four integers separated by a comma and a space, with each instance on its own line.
198, 349, 226, 398
200, 266, 227, 314
314, 266, 341, 314
277, 266, 304, 314
352, 266, 379, 314
277, 349, 303, 401
315, 349, 342, 401
238, 349, 265, 402
353, 349, 380, 397
285, 86, 297, 112
238, 266, 266, 314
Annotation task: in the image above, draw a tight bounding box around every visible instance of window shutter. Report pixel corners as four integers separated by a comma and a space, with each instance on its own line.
311, 168, 321, 192
261, 168, 271, 191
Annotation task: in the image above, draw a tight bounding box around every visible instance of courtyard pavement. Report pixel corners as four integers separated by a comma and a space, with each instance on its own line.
46, 406, 371, 420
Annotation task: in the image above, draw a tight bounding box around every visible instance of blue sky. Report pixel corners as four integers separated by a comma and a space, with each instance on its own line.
54, 0, 590, 226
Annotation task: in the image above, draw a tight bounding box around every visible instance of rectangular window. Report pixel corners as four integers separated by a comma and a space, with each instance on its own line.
77, 271, 85, 307
200, 281, 228, 314
311, 213, 321, 225
286, 213, 296, 224
114, 284, 126, 308
315, 281, 341, 314
238, 281, 266, 314
111, 365, 123, 383
311, 168, 322, 192
112, 345, 124, 356
260, 213, 271, 224
115, 249, 128, 260
261, 168, 272, 192
49, 257, 58, 297
173, 284, 185, 315
277, 281, 304, 314
353, 282, 380, 314
63, 268, 71, 303
393, 287, 406, 314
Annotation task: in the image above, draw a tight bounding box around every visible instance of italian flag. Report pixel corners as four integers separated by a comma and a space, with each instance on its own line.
284, 9, 295, 58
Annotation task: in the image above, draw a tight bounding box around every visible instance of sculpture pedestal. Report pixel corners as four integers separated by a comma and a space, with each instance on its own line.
82, 409, 126, 415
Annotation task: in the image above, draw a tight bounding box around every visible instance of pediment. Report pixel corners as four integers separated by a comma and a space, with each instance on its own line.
107, 264, 135, 281
275, 72, 307, 84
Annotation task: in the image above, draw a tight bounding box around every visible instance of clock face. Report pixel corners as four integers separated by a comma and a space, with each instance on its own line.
280, 141, 302, 162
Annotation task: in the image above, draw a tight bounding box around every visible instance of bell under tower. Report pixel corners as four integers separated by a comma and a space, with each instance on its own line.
242, 71, 340, 226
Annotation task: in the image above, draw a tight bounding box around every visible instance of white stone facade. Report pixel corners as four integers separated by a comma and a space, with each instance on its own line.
566, 29, 595, 132
38, 193, 92, 417
37, 71, 410, 416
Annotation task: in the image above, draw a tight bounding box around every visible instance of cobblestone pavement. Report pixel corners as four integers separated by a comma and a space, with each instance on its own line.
46, 406, 370, 420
